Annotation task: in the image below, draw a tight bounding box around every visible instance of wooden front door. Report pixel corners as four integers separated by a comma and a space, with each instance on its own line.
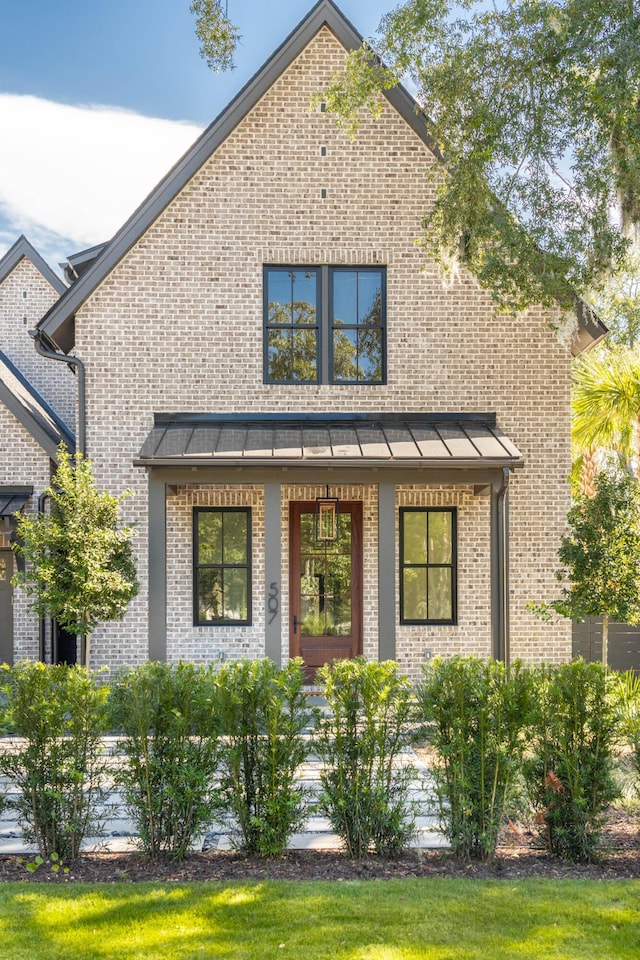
289, 501, 362, 683
0, 549, 13, 666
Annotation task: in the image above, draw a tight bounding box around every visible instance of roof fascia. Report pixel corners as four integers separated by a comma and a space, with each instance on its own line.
153, 411, 498, 426
0, 354, 75, 459
572, 298, 608, 356
0, 235, 66, 296
133, 455, 522, 469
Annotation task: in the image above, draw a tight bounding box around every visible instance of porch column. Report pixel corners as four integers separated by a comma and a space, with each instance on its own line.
148, 473, 167, 661
378, 483, 396, 661
491, 468, 511, 664
264, 482, 282, 666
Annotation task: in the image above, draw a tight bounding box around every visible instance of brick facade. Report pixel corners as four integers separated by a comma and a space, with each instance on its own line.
0, 257, 75, 430
0, 247, 74, 665
62, 23, 573, 674
0, 405, 52, 662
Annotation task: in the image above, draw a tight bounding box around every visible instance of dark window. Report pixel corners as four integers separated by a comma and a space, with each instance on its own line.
265, 268, 319, 383
264, 266, 386, 384
399, 508, 457, 624
194, 508, 251, 625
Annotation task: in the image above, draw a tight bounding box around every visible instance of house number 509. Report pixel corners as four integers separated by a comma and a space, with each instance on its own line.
267, 582, 279, 624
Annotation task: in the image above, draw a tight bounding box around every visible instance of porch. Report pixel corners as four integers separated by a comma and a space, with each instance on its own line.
135, 413, 523, 675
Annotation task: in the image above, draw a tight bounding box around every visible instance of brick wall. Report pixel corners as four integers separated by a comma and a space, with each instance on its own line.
0, 406, 53, 661
0, 257, 75, 430
74, 27, 572, 669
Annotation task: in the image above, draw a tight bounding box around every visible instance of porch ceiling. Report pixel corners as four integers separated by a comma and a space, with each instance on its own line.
135, 413, 524, 470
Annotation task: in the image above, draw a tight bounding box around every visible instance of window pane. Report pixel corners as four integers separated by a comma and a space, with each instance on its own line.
197, 568, 222, 621
403, 567, 427, 621
223, 512, 248, 564
291, 328, 318, 381
224, 568, 248, 621
429, 511, 453, 564
292, 271, 317, 325
332, 271, 357, 325
332, 328, 358, 381
357, 329, 382, 381
358, 272, 382, 325
267, 271, 292, 325
428, 568, 453, 621
198, 512, 222, 564
327, 594, 351, 636
403, 512, 427, 565
267, 270, 317, 326
268, 329, 293, 381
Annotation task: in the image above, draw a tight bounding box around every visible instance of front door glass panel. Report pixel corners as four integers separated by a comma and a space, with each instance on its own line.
299, 512, 352, 637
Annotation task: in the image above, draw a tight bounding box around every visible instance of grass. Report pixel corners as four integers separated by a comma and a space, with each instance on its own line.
0, 879, 639, 960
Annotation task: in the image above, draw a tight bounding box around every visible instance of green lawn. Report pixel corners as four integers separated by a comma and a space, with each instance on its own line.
0, 878, 638, 960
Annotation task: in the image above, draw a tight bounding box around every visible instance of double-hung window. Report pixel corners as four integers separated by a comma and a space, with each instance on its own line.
264, 265, 386, 384
400, 508, 457, 624
193, 508, 251, 625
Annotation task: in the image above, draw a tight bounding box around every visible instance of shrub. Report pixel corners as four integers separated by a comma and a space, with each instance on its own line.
110, 661, 220, 859
0, 662, 109, 860
416, 656, 532, 861
214, 658, 311, 856
617, 670, 640, 801
316, 657, 417, 858
523, 659, 619, 862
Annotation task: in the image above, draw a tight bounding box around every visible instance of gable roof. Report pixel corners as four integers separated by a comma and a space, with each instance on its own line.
36, 0, 606, 357
0, 235, 67, 296
0, 350, 75, 460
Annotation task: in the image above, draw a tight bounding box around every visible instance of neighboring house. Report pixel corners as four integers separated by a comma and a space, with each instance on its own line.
0, 236, 75, 665
33, 0, 605, 680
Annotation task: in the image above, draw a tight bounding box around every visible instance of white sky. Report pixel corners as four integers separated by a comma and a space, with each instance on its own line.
0, 94, 202, 266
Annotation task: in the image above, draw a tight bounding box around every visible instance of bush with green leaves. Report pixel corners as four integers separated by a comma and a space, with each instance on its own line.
110, 661, 220, 859
0, 662, 109, 860
315, 657, 417, 858
523, 659, 620, 862
610, 669, 640, 806
214, 658, 311, 856
12, 446, 139, 667
417, 656, 532, 861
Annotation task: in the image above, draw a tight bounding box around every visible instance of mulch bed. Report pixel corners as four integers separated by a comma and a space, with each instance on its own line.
1, 808, 638, 883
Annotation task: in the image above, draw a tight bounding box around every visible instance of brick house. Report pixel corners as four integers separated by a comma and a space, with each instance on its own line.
0, 236, 75, 664
26, 0, 606, 678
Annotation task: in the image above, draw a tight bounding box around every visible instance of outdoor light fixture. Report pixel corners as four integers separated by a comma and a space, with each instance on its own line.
315, 485, 339, 542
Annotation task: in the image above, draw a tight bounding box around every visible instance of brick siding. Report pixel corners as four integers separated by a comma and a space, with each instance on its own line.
71, 27, 571, 670
0, 257, 75, 430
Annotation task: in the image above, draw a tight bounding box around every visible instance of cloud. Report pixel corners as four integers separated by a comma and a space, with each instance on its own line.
0, 93, 202, 269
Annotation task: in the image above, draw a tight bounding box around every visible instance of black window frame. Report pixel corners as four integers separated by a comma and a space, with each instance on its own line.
263, 265, 387, 385
193, 507, 252, 626
399, 507, 457, 626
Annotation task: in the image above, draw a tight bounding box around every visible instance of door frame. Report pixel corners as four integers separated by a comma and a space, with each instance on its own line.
288, 500, 363, 668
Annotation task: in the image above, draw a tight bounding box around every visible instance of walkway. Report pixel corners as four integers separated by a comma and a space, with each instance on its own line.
0, 740, 446, 855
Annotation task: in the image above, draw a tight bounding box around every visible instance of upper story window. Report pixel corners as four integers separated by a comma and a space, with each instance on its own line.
264, 266, 386, 385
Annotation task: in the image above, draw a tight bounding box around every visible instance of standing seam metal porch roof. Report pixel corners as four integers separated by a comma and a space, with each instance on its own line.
135, 413, 523, 468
